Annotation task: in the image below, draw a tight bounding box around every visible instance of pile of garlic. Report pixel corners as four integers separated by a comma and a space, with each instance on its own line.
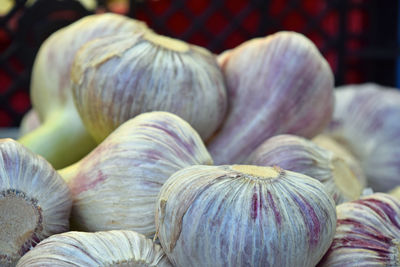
3, 12, 400, 267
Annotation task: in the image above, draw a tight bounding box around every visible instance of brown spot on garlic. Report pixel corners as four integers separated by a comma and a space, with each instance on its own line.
0, 139, 72, 266
71, 30, 227, 143
155, 164, 336, 267
246, 134, 363, 204
208, 31, 334, 164
324, 83, 400, 192
16, 230, 172, 266
58, 112, 212, 237
318, 193, 400, 266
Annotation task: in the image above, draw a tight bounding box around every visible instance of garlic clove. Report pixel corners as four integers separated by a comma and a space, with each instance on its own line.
58, 111, 212, 237
312, 134, 367, 188
207, 31, 334, 165
246, 134, 363, 204
16, 230, 172, 266
0, 139, 72, 266
71, 30, 227, 143
324, 83, 400, 192
155, 164, 336, 267
18, 109, 41, 137
318, 193, 400, 267
19, 13, 149, 169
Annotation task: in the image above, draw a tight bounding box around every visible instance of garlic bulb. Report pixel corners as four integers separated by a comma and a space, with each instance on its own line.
0, 139, 72, 266
312, 134, 367, 188
246, 134, 363, 204
207, 31, 334, 164
58, 111, 212, 237
325, 83, 400, 192
19, 13, 148, 168
155, 165, 336, 267
71, 30, 227, 143
318, 193, 400, 266
19, 109, 41, 137
17, 230, 172, 266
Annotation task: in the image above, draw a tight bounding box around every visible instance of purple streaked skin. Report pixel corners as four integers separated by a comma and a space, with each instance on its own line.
207, 31, 334, 165
318, 193, 400, 266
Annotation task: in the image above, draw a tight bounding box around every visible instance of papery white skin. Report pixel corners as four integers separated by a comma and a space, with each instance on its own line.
0, 139, 72, 266
155, 165, 336, 267
17, 230, 172, 267
58, 111, 212, 237
19, 13, 148, 168
71, 31, 227, 143
325, 83, 400, 192
318, 193, 400, 267
246, 134, 363, 204
207, 31, 334, 164
312, 134, 367, 188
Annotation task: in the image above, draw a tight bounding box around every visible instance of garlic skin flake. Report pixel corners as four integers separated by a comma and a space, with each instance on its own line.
325, 83, 400, 192
207, 31, 334, 164
318, 193, 400, 267
156, 165, 336, 267
246, 134, 363, 204
19, 13, 148, 168
71, 31, 227, 143
17, 230, 172, 266
0, 139, 72, 266
59, 111, 212, 237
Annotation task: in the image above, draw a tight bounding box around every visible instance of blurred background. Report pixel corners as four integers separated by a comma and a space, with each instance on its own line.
0, 0, 398, 129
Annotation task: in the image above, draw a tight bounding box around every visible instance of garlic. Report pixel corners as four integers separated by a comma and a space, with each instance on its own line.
19, 109, 41, 137
207, 31, 334, 164
155, 165, 336, 267
58, 111, 212, 237
71, 30, 227, 143
324, 83, 400, 192
0, 139, 72, 266
19, 13, 148, 168
318, 193, 400, 266
16, 230, 172, 266
312, 134, 367, 188
246, 134, 363, 204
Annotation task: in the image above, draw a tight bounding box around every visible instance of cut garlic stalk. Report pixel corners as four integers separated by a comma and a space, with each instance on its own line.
0, 139, 72, 266
156, 165, 336, 267
71, 30, 227, 143
208, 31, 334, 164
325, 83, 400, 192
58, 111, 212, 237
318, 193, 400, 266
17, 230, 172, 266
246, 134, 363, 204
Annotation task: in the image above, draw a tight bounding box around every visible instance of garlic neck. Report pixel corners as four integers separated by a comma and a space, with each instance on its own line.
18, 107, 96, 169
58, 161, 81, 185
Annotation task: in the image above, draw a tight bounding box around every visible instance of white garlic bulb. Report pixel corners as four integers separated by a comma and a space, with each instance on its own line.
58, 111, 212, 237
318, 193, 400, 266
156, 165, 336, 267
246, 134, 363, 204
19, 13, 148, 168
325, 83, 400, 192
71, 30, 227, 143
207, 31, 334, 164
17, 230, 172, 266
0, 139, 72, 266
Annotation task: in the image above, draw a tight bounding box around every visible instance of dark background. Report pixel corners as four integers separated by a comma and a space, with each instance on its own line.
0, 0, 399, 127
